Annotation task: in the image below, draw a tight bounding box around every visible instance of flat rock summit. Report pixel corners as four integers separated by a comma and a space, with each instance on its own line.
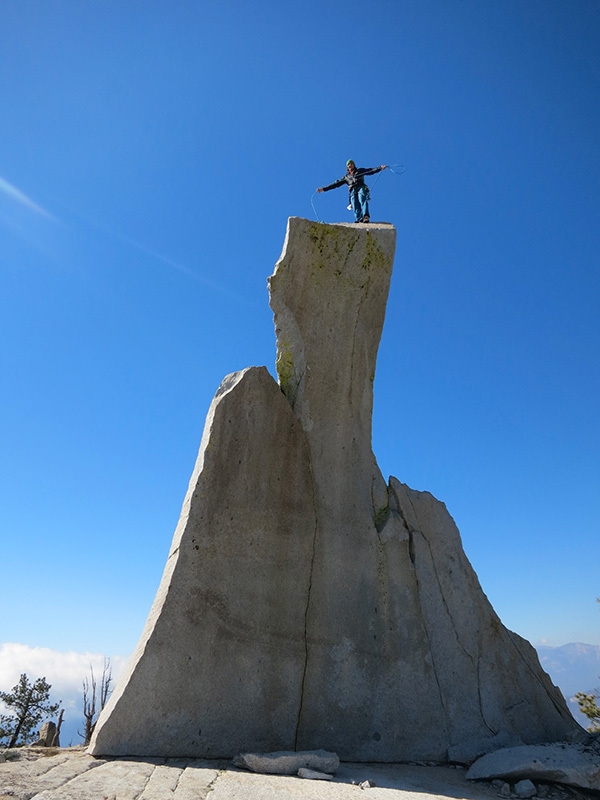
89, 217, 580, 762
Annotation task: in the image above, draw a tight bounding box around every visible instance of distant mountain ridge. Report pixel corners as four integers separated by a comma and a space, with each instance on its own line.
535, 642, 600, 729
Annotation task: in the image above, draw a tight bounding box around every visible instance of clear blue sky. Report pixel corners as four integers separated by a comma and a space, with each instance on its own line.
1, 0, 599, 664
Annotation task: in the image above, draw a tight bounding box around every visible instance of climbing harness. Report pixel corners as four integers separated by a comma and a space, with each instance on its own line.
311, 164, 406, 223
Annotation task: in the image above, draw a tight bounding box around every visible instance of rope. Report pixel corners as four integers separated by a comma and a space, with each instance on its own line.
370, 163, 406, 191
310, 164, 406, 222
310, 191, 323, 223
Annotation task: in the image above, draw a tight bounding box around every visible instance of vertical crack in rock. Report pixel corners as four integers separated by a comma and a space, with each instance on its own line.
388, 482, 416, 562
272, 304, 306, 412
405, 489, 493, 740
392, 482, 450, 740
372, 480, 390, 533
408, 529, 416, 565
294, 459, 320, 750
477, 652, 499, 736
420, 532, 478, 664
404, 488, 477, 664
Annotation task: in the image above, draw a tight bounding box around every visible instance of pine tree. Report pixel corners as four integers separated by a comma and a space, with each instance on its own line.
575, 598, 600, 733
575, 690, 600, 732
0, 674, 60, 748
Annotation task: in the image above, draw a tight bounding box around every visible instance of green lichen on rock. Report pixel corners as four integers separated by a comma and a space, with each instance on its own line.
307, 225, 391, 295
308, 223, 351, 272
374, 504, 390, 532
275, 342, 298, 405
308, 224, 365, 291
364, 231, 389, 272
308, 221, 343, 253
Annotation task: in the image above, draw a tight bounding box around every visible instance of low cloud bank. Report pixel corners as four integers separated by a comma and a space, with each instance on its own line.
0, 643, 129, 746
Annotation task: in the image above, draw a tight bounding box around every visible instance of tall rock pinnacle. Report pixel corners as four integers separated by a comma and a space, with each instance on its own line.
90, 217, 579, 761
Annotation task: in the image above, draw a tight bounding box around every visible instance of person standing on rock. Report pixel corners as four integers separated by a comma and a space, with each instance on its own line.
317, 160, 387, 223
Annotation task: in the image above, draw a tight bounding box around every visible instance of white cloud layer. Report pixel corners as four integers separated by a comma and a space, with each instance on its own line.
0, 643, 128, 696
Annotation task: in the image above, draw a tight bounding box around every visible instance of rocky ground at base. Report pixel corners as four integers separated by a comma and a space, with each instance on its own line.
0, 748, 596, 800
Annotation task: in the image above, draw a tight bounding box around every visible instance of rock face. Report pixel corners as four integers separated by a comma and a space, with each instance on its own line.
89, 217, 580, 761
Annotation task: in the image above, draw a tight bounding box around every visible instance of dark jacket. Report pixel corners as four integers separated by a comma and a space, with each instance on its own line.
321, 165, 383, 193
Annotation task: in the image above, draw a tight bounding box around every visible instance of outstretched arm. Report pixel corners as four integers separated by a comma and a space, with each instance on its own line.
316, 177, 346, 193
361, 164, 387, 177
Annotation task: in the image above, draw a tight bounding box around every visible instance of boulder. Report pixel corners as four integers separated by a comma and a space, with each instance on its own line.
515, 778, 537, 798
298, 767, 335, 780
466, 741, 600, 792
233, 749, 339, 775
492, 779, 512, 796
89, 217, 581, 761
32, 721, 57, 747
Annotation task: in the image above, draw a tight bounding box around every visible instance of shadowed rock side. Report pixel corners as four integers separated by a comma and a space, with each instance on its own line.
90, 217, 580, 761
387, 481, 577, 759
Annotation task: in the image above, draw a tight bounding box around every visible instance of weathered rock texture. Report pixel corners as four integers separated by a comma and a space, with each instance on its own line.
233, 749, 340, 775
89, 217, 580, 761
0, 747, 549, 800
32, 721, 58, 747
467, 741, 600, 791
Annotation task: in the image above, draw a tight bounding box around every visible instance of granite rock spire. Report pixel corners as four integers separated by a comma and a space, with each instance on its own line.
90, 217, 579, 760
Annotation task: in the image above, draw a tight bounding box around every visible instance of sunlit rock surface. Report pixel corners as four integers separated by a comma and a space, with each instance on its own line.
90, 217, 579, 760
